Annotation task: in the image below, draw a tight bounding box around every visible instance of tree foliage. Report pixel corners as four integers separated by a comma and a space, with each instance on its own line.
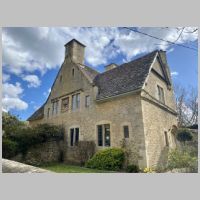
174, 84, 198, 127
176, 128, 193, 144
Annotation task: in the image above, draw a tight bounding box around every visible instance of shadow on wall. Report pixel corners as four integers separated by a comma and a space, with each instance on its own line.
154, 146, 169, 171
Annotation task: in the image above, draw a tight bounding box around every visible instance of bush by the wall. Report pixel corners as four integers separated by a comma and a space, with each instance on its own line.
167, 149, 198, 172
76, 141, 96, 165
126, 164, 140, 173
2, 123, 64, 157
2, 139, 18, 158
176, 128, 193, 145
85, 148, 125, 171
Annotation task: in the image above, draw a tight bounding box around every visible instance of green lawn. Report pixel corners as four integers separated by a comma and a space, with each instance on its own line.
41, 163, 114, 173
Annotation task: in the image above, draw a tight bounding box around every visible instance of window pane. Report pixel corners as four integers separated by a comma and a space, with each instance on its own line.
70, 129, 74, 146
164, 131, 169, 146
52, 102, 54, 115
55, 101, 58, 114
77, 94, 80, 109
97, 125, 103, 146
104, 124, 110, 146
124, 126, 129, 138
85, 95, 90, 107
62, 97, 69, 112
47, 108, 50, 118
72, 95, 76, 110
75, 128, 79, 144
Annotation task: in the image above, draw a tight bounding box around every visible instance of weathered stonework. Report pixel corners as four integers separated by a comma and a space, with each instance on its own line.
12, 141, 63, 166
28, 40, 177, 168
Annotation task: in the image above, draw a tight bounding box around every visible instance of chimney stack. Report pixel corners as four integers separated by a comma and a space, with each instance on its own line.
104, 63, 118, 71
64, 39, 85, 64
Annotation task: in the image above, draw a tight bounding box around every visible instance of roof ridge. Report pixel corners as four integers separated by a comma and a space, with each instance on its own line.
98, 50, 159, 76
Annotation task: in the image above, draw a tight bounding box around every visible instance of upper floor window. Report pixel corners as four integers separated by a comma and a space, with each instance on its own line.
72, 68, 75, 77
61, 97, 69, 112
72, 93, 80, 111
47, 108, 50, 118
157, 85, 165, 104
60, 75, 62, 82
97, 124, 110, 147
70, 127, 79, 146
52, 100, 59, 115
123, 126, 129, 138
85, 95, 90, 107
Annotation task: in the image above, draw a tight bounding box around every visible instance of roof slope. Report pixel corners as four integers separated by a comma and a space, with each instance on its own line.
77, 63, 99, 83
94, 50, 158, 100
27, 105, 44, 121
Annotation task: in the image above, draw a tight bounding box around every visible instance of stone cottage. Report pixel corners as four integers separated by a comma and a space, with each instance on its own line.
28, 39, 178, 168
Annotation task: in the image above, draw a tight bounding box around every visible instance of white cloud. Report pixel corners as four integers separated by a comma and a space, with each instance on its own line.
171, 71, 179, 76
22, 74, 41, 88
43, 88, 51, 97
2, 27, 198, 75
33, 105, 40, 110
2, 82, 28, 111
2, 73, 10, 82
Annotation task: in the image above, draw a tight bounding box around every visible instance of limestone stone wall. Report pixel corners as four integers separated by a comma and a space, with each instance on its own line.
141, 62, 178, 168
141, 99, 177, 168
12, 140, 63, 166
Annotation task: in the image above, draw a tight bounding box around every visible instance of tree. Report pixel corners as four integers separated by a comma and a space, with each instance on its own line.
174, 84, 198, 127
2, 112, 25, 137
176, 128, 193, 145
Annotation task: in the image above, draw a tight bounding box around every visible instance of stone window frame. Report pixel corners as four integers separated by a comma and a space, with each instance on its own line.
47, 108, 50, 118
164, 131, 169, 147
69, 126, 80, 147
85, 95, 90, 107
60, 75, 62, 82
121, 122, 132, 140
52, 100, 59, 116
72, 93, 80, 111
123, 125, 129, 138
72, 68, 75, 77
156, 84, 165, 104
61, 96, 69, 112
96, 121, 111, 147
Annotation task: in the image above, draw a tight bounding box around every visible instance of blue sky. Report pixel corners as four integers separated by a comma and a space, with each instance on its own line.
2, 27, 198, 120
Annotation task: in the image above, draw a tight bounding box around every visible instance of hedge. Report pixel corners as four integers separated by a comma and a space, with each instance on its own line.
2, 123, 64, 158
2, 139, 18, 158
85, 148, 125, 171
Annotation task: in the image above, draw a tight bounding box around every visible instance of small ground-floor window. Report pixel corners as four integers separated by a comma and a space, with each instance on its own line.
70, 127, 79, 146
97, 124, 110, 147
164, 131, 169, 146
123, 125, 129, 138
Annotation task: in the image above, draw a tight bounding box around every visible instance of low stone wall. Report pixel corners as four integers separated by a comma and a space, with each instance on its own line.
63, 142, 96, 165
12, 140, 63, 166
2, 159, 51, 173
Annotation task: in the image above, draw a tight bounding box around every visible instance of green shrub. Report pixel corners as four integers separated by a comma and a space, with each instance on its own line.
3, 123, 64, 156
85, 148, 125, 171
167, 149, 198, 172
2, 139, 18, 158
126, 165, 140, 173
2, 112, 25, 136
176, 128, 193, 145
